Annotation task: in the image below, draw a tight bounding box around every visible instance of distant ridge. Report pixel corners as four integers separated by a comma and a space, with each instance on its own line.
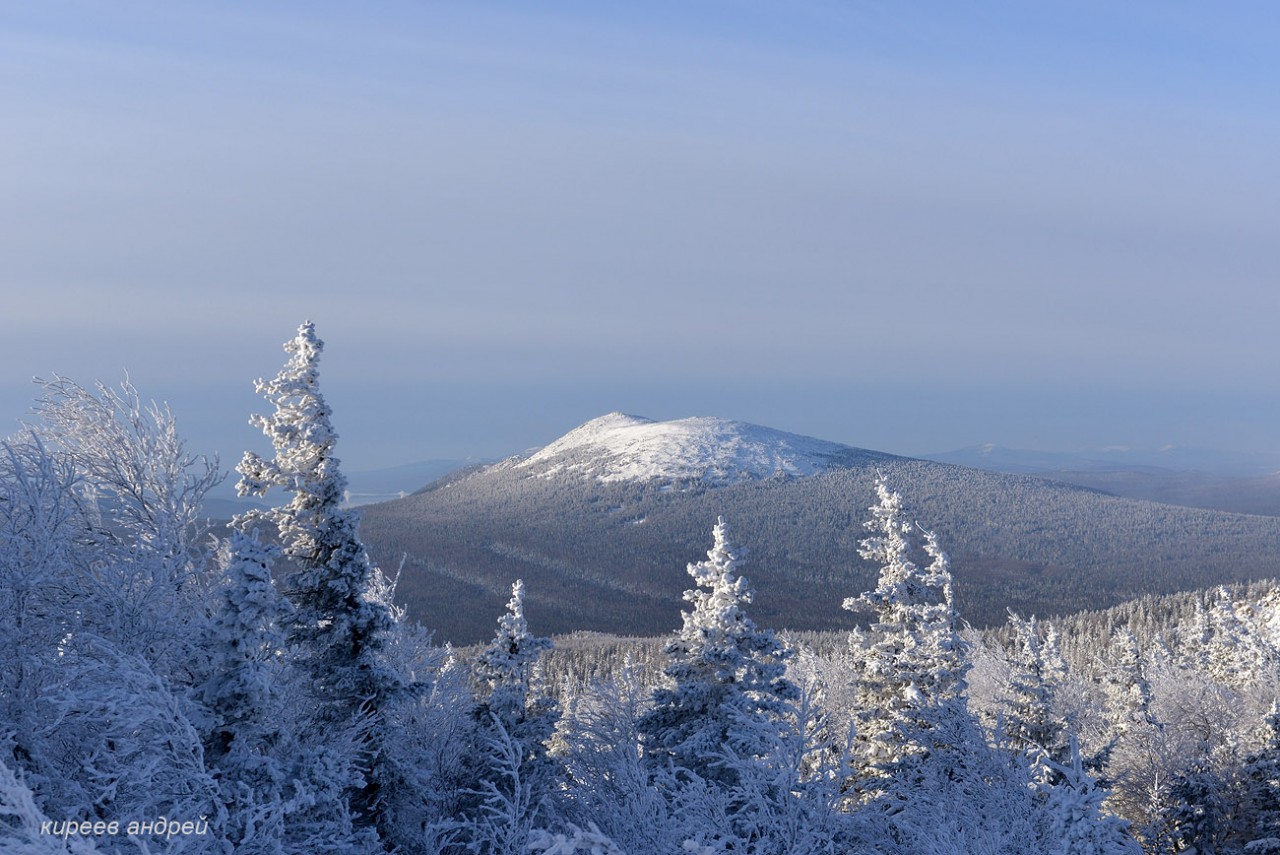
927, 444, 1280, 517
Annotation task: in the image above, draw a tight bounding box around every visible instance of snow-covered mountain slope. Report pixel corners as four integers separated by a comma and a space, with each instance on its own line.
505, 413, 886, 485
364, 415, 1280, 644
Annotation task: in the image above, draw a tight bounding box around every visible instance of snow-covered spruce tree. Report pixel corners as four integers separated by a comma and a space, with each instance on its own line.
204, 530, 288, 764
1202, 586, 1270, 691
997, 620, 1137, 852
842, 475, 967, 782
469, 581, 556, 749
839, 477, 1107, 853
236, 322, 401, 837
638, 516, 799, 791
1243, 706, 1280, 855
451, 580, 559, 853
1158, 758, 1238, 855
706, 648, 858, 854
998, 612, 1069, 777
1101, 628, 1156, 745
1036, 736, 1140, 855
1095, 624, 1178, 835
201, 529, 292, 853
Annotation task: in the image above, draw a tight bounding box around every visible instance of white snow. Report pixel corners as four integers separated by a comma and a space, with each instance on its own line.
511, 412, 867, 486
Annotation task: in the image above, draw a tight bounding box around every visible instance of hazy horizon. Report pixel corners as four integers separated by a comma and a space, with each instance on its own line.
5, 2, 1279, 471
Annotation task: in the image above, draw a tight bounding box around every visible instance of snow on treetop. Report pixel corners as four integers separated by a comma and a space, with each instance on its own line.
512, 412, 877, 485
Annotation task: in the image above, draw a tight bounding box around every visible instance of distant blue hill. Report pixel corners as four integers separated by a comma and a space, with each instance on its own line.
926, 443, 1280, 478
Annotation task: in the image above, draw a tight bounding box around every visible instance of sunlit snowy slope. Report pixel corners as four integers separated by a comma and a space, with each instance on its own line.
506, 412, 886, 485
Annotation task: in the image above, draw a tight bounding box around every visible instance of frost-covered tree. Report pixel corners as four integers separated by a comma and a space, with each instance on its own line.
468, 581, 558, 795
1037, 737, 1140, 855
0, 437, 86, 787
30, 375, 221, 567
996, 621, 1139, 851
236, 322, 397, 710
235, 321, 402, 834
638, 516, 799, 790
203, 530, 289, 765
556, 664, 680, 855
707, 648, 856, 854
470, 581, 556, 744
1102, 628, 1156, 744
201, 529, 292, 853
0, 753, 100, 855
25, 378, 223, 677
1202, 586, 1270, 690
835, 477, 1113, 852
451, 580, 559, 854
1243, 706, 1280, 855
1, 398, 229, 847
843, 475, 967, 780
999, 613, 1069, 776
1156, 759, 1237, 855
36, 636, 225, 842
526, 823, 624, 855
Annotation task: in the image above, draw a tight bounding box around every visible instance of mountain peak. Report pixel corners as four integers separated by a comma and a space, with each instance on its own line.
511, 413, 880, 486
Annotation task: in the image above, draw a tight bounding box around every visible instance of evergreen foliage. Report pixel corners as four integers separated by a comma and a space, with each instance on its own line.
201, 529, 291, 853
1243, 707, 1280, 854
844, 475, 967, 779
456, 578, 560, 850
638, 516, 799, 789
998, 613, 1070, 782
235, 322, 398, 721
234, 321, 402, 838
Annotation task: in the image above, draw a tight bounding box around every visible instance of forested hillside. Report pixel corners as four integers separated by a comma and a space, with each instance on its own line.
361, 446, 1280, 644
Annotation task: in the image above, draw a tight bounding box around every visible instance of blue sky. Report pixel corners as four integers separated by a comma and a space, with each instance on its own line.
3, 2, 1279, 470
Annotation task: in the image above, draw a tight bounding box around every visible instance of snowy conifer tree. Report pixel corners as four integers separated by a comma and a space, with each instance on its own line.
1203, 586, 1269, 690
468, 580, 558, 792
453, 580, 559, 853
843, 475, 967, 779
204, 530, 288, 763
1037, 736, 1141, 855
638, 517, 799, 790
235, 322, 401, 834
1161, 760, 1234, 855
1244, 706, 1280, 854
1102, 628, 1156, 742
201, 529, 292, 853
1000, 613, 1069, 780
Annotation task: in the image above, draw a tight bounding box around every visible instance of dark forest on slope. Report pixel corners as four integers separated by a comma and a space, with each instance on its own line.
360, 457, 1280, 644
